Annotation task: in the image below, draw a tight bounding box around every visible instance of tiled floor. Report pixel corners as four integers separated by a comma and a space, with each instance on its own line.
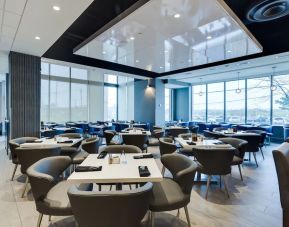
0, 138, 282, 227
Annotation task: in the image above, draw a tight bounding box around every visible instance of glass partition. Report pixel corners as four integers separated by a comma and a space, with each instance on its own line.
207, 82, 224, 123
192, 85, 206, 122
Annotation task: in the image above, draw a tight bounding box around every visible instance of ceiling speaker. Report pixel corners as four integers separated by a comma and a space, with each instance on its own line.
247, 0, 289, 22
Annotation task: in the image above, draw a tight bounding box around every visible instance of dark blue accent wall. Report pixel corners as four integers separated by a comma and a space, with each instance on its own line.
134, 79, 155, 125
173, 87, 190, 121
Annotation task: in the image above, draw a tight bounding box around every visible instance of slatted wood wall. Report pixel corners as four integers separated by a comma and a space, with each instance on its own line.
9, 52, 41, 139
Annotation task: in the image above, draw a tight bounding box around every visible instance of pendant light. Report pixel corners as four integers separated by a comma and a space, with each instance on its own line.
199, 78, 203, 96
271, 66, 277, 91
235, 72, 241, 94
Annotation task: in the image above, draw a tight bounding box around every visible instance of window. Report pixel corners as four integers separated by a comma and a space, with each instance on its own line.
273, 74, 289, 124
41, 62, 49, 75
226, 80, 245, 124
71, 68, 88, 80
165, 88, 171, 121
49, 80, 70, 122
71, 83, 88, 121
207, 82, 224, 123
50, 64, 69, 77
247, 77, 270, 124
41, 79, 49, 122
104, 86, 117, 121
104, 74, 117, 84
192, 85, 206, 121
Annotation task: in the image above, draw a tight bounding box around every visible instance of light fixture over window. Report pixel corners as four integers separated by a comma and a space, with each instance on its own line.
199, 78, 203, 96
235, 72, 241, 94
271, 66, 277, 91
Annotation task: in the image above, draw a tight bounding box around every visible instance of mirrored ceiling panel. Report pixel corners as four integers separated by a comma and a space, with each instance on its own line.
74, 0, 262, 73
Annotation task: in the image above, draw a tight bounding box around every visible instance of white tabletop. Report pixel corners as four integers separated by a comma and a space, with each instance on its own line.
20, 137, 82, 148
119, 130, 151, 136
175, 137, 232, 150
67, 153, 163, 184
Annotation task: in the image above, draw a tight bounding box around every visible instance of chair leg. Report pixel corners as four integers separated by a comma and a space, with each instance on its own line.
249, 152, 251, 161
238, 164, 243, 181
49, 215, 51, 222
223, 175, 230, 198
205, 175, 211, 200
161, 166, 165, 176
11, 164, 18, 181
253, 152, 258, 167
21, 177, 29, 198
150, 211, 155, 227
37, 213, 43, 227
184, 206, 191, 227
260, 148, 265, 160
176, 209, 180, 217
219, 175, 222, 188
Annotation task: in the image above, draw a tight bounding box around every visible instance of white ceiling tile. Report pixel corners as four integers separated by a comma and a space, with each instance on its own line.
0, 35, 13, 51
0, 0, 4, 10
3, 11, 21, 28
5, 0, 26, 15
2, 25, 16, 38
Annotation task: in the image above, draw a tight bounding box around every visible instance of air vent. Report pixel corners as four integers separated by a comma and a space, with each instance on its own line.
247, 0, 289, 22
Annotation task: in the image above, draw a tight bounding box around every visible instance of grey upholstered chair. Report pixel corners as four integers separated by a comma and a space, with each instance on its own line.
148, 130, 165, 146
16, 145, 61, 197
99, 145, 142, 154
68, 182, 153, 227
159, 137, 177, 175
149, 153, 198, 227
219, 138, 248, 181
72, 137, 101, 165
192, 146, 236, 199
203, 130, 224, 139
246, 130, 267, 159
122, 134, 148, 153
9, 137, 38, 181
273, 142, 289, 227
166, 128, 190, 138
58, 133, 82, 156
233, 134, 261, 167
27, 156, 92, 227
104, 130, 122, 145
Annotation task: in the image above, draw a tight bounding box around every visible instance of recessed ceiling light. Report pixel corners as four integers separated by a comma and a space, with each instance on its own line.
52, 5, 60, 11
207, 36, 212, 40
160, 66, 163, 69
136, 60, 140, 63
102, 51, 106, 54
174, 13, 181, 18
35, 36, 40, 40
227, 50, 232, 53
188, 59, 192, 63
130, 37, 135, 40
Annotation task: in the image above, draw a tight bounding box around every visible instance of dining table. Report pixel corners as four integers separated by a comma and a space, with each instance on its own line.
67, 153, 163, 189
20, 137, 83, 148
118, 130, 151, 136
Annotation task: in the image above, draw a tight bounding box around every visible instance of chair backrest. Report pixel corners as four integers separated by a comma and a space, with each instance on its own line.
68, 182, 153, 227
246, 130, 267, 146
99, 145, 142, 153
161, 153, 198, 195
192, 147, 235, 175
166, 128, 190, 138
16, 146, 61, 174
178, 133, 192, 140
9, 137, 39, 163
233, 134, 261, 153
104, 130, 116, 145
273, 142, 289, 211
219, 137, 248, 160
27, 156, 71, 201
81, 137, 100, 154
189, 126, 199, 134
203, 130, 223, 139
152, 130, 164, 139
122, 134, 148, 150
159, 137, 177, 156
58, 133, 81, 139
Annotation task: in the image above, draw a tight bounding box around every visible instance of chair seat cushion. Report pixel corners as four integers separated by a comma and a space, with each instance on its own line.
60, 147, 79, 156
43, 181, 92, 216
148, 138, 159, 146
72, 149, 89, 164
231, 155, 243, 165
149, 178, 189, 212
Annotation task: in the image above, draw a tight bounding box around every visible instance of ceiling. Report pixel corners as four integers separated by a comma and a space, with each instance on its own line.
0, 0, 93, 73
74, 0, 261, 73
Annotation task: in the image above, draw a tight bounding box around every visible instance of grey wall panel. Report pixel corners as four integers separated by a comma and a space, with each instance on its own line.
9, 52, 41, 139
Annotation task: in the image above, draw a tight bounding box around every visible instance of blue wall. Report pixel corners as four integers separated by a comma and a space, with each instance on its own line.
155, 79, 165, 126
173, 87, 190, 121
134, 79, 156, 125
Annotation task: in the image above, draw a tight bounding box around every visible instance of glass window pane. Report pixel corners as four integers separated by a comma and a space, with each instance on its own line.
165, 88, 171, 121
192, 85, 206, 121
104, 86, 117, 121
226, 80, 245, 124
247, 77, 270, 124
71, 68, 88, 80
273, 74, 289, 124
104, 74, 117, 84
50, 64, 69, 77
49, 81, 70, 122
41, 79, 49, 122
41, 62, 49, 75
71, 83, 88, 121
207, 82, 224, 123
